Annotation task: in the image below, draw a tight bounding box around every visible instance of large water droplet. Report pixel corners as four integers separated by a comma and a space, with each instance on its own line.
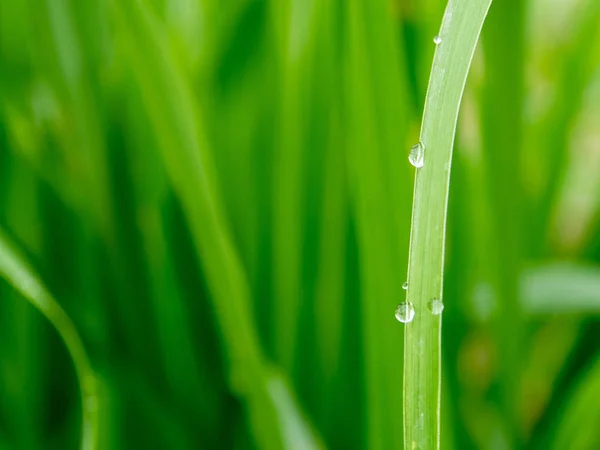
402, 281, 408, 290
395, 302, 415, 323
409, 142, 425, 168
433, 35, 442, 45
428, 298, 444, 315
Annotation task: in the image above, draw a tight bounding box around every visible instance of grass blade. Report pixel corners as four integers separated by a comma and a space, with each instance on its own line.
114, 1, 320, 447
0, 230, 98, 450
550, 353, 600, 450
1, 160, 43, 450
404, 1, 492, 448
480, 1, 526, 441
522, 262, 600, 315
531, 0, 600, 251
344, 0, 411, 446
269, 0, 317, 370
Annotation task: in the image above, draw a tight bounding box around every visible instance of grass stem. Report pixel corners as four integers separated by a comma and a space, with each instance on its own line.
403, 1, 492, 448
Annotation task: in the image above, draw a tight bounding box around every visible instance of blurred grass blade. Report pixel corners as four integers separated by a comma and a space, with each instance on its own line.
267, 372, 322, 449
269, 0, 316, 370
531, 0, 600, 250
479, 0, 525, 442
344, 0, 411, 446
1, 159, 44, 450
522, 262, 600, 315
550, 353, 600, 450
0, 229, 99, 450
39, 0, 114, 239
124, 93, 211, 416
404, 0, 492, 448
114, 1, 320, 448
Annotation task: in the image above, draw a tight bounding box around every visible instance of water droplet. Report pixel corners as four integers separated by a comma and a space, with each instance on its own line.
395, 302, 415, 323
428, 298, 444, 315
409, 142, 425, 168
402, 281, 408, 290
433, 35, 442, 45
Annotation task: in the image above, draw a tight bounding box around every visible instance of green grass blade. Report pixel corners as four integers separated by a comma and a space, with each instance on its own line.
308, 0, 348, 433
404, 1, 492, 448
520, 320, 580, 439
550, 353, 600, 450
39, 0, 114, 239
124, 91, 210, 416
114, 1, 320, 448
0, 229, 99, 450
1, 159, 44, 450
479, 0, 525, 442
344, 0, 411, 446
269, 0, 317, 370
522, 262, 600, 315
531, 0, 600, 251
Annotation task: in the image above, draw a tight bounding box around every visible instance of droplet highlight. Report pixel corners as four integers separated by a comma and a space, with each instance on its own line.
433, 35, 442, 45
428, 298, 444, 315
409, 142, 425, 168
402, 281, 409, 290
395, 302, 415, 323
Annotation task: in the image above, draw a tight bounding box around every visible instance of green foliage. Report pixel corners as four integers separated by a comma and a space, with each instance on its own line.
0, 0, 599, 449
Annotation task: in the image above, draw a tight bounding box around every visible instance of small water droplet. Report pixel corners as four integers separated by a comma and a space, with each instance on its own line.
428, 298, 444, 315
433, 35, 442, 45
402, 281, 408, 290
408, 142, 425, 168
395, 302, 415, 323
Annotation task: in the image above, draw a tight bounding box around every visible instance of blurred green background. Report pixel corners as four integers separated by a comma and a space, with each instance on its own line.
1, 0, 600, 448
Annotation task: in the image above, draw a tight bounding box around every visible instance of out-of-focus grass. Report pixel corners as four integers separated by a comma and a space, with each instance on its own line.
0, 230, 99, 450
0, 0, 599, 449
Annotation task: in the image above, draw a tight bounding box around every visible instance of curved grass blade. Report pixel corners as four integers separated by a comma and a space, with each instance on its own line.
403, 1, 492, 448
0, 229, 99, 450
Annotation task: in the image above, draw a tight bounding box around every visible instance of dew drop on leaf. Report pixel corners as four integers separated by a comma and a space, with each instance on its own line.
395, 302, 415, 323
409, 142, 425, 168
428, 298, 444, 315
